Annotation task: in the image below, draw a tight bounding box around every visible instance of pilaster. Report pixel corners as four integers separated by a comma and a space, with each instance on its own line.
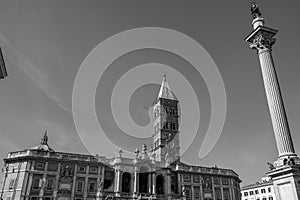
152, 173, 156, 195
39, 162, 48, 200
133, 168, 138, 198
83, 166, 89, 199
71, 164, 77, 199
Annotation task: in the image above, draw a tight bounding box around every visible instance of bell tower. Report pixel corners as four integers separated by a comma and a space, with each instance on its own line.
152, 74, 180, 163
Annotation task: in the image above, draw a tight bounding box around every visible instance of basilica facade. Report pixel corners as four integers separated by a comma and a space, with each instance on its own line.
0, 75, 241, 200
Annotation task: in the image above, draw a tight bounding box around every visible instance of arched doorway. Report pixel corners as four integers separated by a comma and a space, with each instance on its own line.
156, 174, 165, 195
121, 172, 131, 193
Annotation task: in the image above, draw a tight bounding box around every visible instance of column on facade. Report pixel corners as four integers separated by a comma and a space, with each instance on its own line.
21, 169, 29, 198
221, 187, 224, 200
96, 166, 103, 200
84, 166, 89, 199
148, 173, 152, 193
39, 162, 48, 200
230, 187, 233, 200
133, 168, 138, 197
115, 169, 121, 196
71, 164, 78, 199
152, 173, 156, 195
12, 162, 22, 200
25, 173, 33, 200
25, 161, 35, 199
191, 185, 194, 200
177, 173, 181, 197
53, 163, 61, 200
166, 172, 172, 200
199, 177, 203, 200
212, 185, 216, 200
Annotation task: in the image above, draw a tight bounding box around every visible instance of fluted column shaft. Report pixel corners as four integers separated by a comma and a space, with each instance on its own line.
258, 48, 295, 157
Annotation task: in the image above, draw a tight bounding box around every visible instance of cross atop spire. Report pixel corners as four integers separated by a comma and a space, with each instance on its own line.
157, 74, 174, 100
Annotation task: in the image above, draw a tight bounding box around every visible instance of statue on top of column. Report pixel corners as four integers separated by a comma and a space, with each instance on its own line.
250, 2, 262, 19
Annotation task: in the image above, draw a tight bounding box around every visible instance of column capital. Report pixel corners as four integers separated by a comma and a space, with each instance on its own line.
250, 33, 276, 52
245, 26, 278, 53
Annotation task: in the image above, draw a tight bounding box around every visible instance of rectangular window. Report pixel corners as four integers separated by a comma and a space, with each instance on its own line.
76, 181, 84, 192
32, 178, 41, 189
35, 162, 45, 170
194, 189, 200, 200
250, 191, 254, 195
244, 192, 248, 196
268, 197, 273, 200
183, 175, 191, 182
255, 190, 259, 194
46, 179, 54, 190
89, 166, 98, 174
222, 178, 229, 185
193, 175, 200, 183
261, 188, 266, 193
215, 187, 222, 200
213, 178, 220, 185
223, 188, 230, 200
77, 166, 86, 173
185, 189, 191, 200
47, 162, 58, 171
268, 187, 271, 192
8, 179, 14, 189
88, 182, 95, 193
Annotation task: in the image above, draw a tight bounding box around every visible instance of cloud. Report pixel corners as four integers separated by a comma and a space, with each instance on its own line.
0, 34, 71, 112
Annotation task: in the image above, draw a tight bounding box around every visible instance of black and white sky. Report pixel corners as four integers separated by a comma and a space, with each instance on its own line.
0, 0, 300, 187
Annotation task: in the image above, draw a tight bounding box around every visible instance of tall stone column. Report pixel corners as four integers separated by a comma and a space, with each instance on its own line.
148, 173, 152, 193
246, 3, 300, 199
152, 173, 156, 195
245, 3, 299, 165
133, 168, 138, 198
115, 169, 121, 197
166, 172, 172, 200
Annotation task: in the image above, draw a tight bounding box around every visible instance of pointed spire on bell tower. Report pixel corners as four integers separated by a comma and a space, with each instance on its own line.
158, 73, 174, 100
